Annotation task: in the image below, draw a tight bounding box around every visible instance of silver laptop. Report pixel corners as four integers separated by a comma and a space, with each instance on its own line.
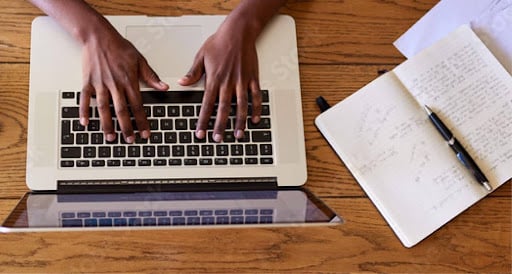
1, 15, 342, 231
27, 15, 307, 191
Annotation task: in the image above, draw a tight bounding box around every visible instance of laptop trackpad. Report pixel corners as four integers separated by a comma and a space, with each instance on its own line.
126, 26, 204, 82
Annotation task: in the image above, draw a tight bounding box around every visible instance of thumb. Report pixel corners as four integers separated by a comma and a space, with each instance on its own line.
139, 57, 169, 91
178, 54, 205, 86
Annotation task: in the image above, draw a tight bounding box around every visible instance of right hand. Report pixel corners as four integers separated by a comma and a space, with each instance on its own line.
79, 29, 169, 143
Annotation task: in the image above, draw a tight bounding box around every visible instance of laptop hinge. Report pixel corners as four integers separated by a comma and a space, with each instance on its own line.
57, 177, 278, 193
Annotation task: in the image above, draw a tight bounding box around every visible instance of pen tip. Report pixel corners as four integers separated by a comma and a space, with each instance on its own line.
483, 182, 492, 192
423, 105, 432, 115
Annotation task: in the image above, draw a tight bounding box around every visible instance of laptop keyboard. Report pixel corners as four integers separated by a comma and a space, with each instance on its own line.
60, 208, 274, 227
59, 90, 274, 168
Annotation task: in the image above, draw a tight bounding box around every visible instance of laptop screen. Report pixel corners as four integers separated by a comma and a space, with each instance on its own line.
1, 188, 341, 232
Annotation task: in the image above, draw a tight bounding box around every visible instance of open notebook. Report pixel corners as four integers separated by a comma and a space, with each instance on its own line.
315, 25, 512, 247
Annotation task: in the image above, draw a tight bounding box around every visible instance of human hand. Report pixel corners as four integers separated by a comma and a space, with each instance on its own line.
178, 27, 262, 143
80, 29, 169, 143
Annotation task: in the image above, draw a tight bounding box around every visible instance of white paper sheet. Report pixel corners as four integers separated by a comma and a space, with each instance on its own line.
394, 0, 512, 73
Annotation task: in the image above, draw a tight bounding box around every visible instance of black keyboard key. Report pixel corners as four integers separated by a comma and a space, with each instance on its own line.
87, 120, 101, 131
169, 159, 182, 166
261, 158, 274, 164
223, 131, 235, 143
61, 147, 81, 158
201, 145, 214, 156
127, 146, 141, 157
175, 119, 187, 130
62, 92, 75, 99
187, 145, 200, 157
72, 120, 85, 131
165, 132, 177, 143
215, 158, 228, 165
153, 106, 166, 117
61, 212, 75, 218
184, 159, 197, 165
60, 160, 74, 167
260, 144, 273, 155
91, 133, 103, 144
150, 132, 163, 143
252, 131, 272, 142
199, 158, 212, 165
248, 118, 271, 129
216, 145, 228, 156
231, 145, 243, 156
245, 144, 258, 156
83, 147, 96, 158
123, 160, 136, 166
230, 158, 243, 165
98, 147, 111, 158
157, 145, 170, 157
142, 146, 155, 157
138, 159, 151, 166
168, 106, 180, 116
245, 158, 258, 165
92, 160, 105, 167
182, 106, 195, 116
172, 145, 185, 156
113, 146, 126, 157
107, 160, 121, 166
76, 160, 89, 167
62, 107, 79, 118
76, 133, 89, 144
160, 119, 173, 130
154, 159, 167, 166
148, 119, 159, 130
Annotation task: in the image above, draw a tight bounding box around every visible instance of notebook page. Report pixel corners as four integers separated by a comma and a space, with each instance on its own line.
394, 25, 512, 187
315, 72, 483, 247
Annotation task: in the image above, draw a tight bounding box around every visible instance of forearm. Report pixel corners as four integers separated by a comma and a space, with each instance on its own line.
222, 0, 288, 41
29, 0, 117, 45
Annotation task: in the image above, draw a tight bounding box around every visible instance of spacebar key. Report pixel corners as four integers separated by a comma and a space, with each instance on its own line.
141, 91, 204, 104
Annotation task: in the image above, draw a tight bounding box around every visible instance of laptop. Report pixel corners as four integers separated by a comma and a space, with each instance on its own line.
1, 15, 342, 231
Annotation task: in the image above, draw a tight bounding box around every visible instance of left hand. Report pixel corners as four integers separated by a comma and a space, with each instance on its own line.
178, 26, 262, 143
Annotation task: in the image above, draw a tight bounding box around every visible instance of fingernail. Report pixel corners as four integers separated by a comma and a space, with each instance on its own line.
213, 133, 223, 143
195, 129, 205, 139
235, 130, 244, 139
80, 117, 88, 126
252, 116, 261, 124
141, 130, 150, 139
106, 133, 116, 142
159, 81, 169, 89
126, 135, 135, 144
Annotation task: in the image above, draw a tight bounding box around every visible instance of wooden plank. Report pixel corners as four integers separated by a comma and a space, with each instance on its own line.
0, 197, 509, 273
0, 0, 438, 64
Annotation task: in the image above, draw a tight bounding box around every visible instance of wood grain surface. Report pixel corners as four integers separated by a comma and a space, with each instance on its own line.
0, 0, 510, 273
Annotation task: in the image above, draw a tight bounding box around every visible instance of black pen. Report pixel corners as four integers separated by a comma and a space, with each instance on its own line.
424, 105, 492, 192
316, 96, 331, 113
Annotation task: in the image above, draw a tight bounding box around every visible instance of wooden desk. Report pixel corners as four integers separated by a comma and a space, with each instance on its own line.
0, 0, 510, 272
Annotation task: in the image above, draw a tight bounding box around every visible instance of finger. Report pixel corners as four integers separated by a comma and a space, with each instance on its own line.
249, 79, 262, 124
234, 82, 249, 139
125, 71, 150, 140
178, 51, 205, 86
106, 78, 134, 143
195, 79, 217, 140
213, 85, 233, 143
79, 83, 93, 126
139, 56, 169, 91
95, 85, 116, 142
